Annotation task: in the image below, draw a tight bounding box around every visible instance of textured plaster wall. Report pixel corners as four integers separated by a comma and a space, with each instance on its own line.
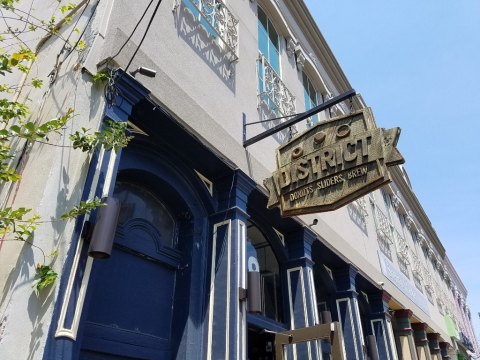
0, 1, 111, 358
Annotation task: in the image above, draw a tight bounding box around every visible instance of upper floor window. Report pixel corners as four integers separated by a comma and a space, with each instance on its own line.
247, 221, 283, 323
258, 6, 280, 74
303, 71, 319, 126
256, 6, 295, 117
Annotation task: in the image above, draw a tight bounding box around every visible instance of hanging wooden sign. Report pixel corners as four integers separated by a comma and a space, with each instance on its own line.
264, 108, 404, 216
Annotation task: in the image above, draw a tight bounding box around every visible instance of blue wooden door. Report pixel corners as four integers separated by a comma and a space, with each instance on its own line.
79, 181, 183, 359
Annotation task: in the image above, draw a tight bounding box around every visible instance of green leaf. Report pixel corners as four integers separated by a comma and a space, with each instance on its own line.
31, 78, 43, 88
60, 197, 105, 220
91, 71, 109, 84
34, 264, 58, 292
9, 125, 21, 133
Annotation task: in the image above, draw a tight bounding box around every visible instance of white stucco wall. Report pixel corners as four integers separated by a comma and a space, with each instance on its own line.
0, 0, 477, 358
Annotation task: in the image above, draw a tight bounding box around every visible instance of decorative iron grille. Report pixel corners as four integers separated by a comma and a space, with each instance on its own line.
423, 266, 435, 303
257, 54, 296, 117
394, 230, 410, 277
181, 0, 239, 61
410, 251, 424, 291
373, 204, 394, 259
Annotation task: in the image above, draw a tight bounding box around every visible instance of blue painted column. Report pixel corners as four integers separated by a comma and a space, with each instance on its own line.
285, 228, 321, 360
205, 170, 254, 360
332, 265, 366, 360
368, 291, 398, 360
393, 309, 418, 360
412, 323, 432, 360
439, 342, 450, 360
427, 333, 441, 360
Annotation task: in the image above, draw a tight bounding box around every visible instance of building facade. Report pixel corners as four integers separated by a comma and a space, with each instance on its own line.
0, 0, 478, 359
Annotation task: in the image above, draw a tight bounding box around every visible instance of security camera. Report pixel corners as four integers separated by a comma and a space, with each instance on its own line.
129, 66, 156, 78
377, 281, 385, 286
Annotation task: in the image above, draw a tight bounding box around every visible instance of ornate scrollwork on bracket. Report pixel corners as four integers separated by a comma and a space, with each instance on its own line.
391, 191, 402, 210
405, 210, 415, 230
286, 38, 296, 58
295, 46, 306, 71
417, 231, 428, 248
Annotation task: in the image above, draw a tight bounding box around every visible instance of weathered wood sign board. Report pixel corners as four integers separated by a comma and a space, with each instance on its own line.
264, 108, 404, 216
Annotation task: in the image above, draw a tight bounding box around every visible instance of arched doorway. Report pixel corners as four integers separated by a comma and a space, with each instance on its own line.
78, 145, 209, 359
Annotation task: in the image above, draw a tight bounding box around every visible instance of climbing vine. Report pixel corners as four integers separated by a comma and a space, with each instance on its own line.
0, 0, 130, 293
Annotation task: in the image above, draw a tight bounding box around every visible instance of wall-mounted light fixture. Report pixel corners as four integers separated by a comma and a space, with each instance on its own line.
247, 271, 262, 313
129, 66, 156, 78
238, 275, 262, 313
88, 197, 120, 259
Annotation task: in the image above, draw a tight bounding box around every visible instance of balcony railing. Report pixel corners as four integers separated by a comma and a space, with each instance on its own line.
410, 251, 423, 291
257, 55, 296, 117
394, 230, 410, 263
394, 230, 410, 276
423, 266, 435, 303
182, 0, 239, 61
372, 205, 394, 259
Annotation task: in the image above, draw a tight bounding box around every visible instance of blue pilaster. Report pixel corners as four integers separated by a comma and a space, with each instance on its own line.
285, 228, 322, 360
393, 309, 418, 360
205, 170, 255, 360
368, 290, 398, 360
332, 265, 365, 360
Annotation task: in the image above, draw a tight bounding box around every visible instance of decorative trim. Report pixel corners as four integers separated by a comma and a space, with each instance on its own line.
336, 297, 359, 360
352, 296, 365, 349
371, 319, 390, 360
391, 192, 402, 211
206, 219, 232, 360
294, 45, 305, 71
54, 148, 118, 339
287, 267, 311, 360
238, 220, 247, 360
272, 227, 285, 246
194, 169, 213, 196
405, 211, 416, 230
385, 317, 399, 360
286, 37, 296, 58
307, 267, 321, 359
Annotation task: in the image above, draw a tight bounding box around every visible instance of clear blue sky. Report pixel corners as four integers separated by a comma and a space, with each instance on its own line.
305, 0, 480, 341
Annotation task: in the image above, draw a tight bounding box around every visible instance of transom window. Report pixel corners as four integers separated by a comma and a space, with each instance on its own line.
247, 221, 283, 323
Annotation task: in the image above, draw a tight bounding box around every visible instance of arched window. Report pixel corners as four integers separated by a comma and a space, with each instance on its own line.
114, 180, 177, 248
247, 221, 283, 322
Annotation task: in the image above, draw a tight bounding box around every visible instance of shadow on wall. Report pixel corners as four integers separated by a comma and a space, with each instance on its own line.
0, 236, 56, 360
347, 202, 368, 235
175, 1, 236, 92
257, 101, 292, 145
